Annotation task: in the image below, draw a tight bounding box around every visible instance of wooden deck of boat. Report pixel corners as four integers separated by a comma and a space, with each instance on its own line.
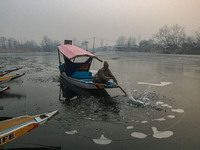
0, 116, 36, 131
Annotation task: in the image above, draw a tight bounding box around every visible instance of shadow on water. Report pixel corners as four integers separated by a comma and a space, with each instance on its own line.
58, 76, 120, 121
58, 76, 110, 102
0, 92, 26, 99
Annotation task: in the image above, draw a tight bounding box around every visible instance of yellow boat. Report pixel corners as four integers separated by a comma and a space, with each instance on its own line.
0, 110, 58, 147
0, 73, 25, 84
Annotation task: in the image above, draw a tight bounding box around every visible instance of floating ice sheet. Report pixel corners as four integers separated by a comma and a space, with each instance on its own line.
153, 117, 166, 121
141, 121, 148, 124
137, 82, 173, 87
93, 134, 112, 145
126, 126, 134, 129
152, 127, 173, 139
167, 115, 175, 118
131, 132, 147, 139
171, 109, 184, 113
156, 101, 164, 105
65, 130, 78, 135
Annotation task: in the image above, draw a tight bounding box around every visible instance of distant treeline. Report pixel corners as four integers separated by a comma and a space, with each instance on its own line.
1, 24, 200, 55
0, 36, 59, 52
116, 24, 200, 55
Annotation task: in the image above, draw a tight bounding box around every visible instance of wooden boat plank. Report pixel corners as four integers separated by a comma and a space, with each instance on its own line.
0, 110, 58, 146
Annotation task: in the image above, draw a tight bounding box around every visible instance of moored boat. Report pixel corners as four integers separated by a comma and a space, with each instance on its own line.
0, 67, 23, 77
0, 73, 25, 84
57, 40, 118, 90
0, 110, 58, 146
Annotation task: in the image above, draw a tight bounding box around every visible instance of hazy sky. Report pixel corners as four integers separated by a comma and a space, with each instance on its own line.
0, 0, 200, 45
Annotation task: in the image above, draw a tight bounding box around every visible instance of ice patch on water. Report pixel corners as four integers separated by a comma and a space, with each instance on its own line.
131, 132, 147, 139
161, 104, 172, 108
156, 101, 172, 108
137, 82, 173, 87
65, 130, 78, 135
171, 109, 184, 113
85, 117, 95, 120
167, 115, 175, 118
141, 121, 148, 124
152, 127, 173, 139
156, 101, 164, 105
161, 104, 169, 107
93, 134, 112, 145
153, 117, 166, 121
126, 126, 134, 129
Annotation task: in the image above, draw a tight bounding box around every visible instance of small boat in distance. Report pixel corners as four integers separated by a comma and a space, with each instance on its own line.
0, 110, 58, 146
57, 40, 118, 90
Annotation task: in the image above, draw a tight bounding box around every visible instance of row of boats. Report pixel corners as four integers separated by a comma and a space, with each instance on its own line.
0, 63, 59, 147
0, 63, 25, 93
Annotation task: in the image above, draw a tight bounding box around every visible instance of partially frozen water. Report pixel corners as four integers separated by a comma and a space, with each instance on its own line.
0, 52, 199, 150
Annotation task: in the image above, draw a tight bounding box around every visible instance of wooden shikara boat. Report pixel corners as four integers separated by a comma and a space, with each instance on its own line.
57, 40, 118, 90
0, 67, 23, 77
0, 110, 58, 146
0, 73, 25, 84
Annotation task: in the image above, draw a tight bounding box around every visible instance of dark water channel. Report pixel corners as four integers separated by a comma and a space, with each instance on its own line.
0, 51, 200, 150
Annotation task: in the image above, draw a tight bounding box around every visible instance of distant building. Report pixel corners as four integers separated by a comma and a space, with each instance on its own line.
115, 44, 139, 51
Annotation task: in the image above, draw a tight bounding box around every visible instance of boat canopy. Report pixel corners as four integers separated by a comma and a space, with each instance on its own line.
58, 44, 102, 62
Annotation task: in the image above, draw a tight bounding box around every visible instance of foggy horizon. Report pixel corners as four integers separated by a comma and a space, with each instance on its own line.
0, 0, 200, 45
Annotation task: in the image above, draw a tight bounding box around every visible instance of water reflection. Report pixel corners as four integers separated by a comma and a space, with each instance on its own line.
59, 76, 109, 102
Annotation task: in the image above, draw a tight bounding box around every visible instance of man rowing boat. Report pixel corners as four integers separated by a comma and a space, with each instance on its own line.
93, 61, 118, 85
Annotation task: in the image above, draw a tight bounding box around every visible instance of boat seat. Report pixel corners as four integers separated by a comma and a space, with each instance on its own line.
80, 79, 93, 82
71, 71, 93, 79
107, 82, 116, 86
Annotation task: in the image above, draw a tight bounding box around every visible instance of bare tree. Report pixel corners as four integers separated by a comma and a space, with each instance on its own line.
116, 35, 127, 45
128, 37, 137, 46
0, 36, 7, 49
7, 38, 16, 49
153, 25, 171, 47
170, 24, 186, 47
194, 29, 200, 47
153, 24, 186, 51
41, 36, 60, 52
